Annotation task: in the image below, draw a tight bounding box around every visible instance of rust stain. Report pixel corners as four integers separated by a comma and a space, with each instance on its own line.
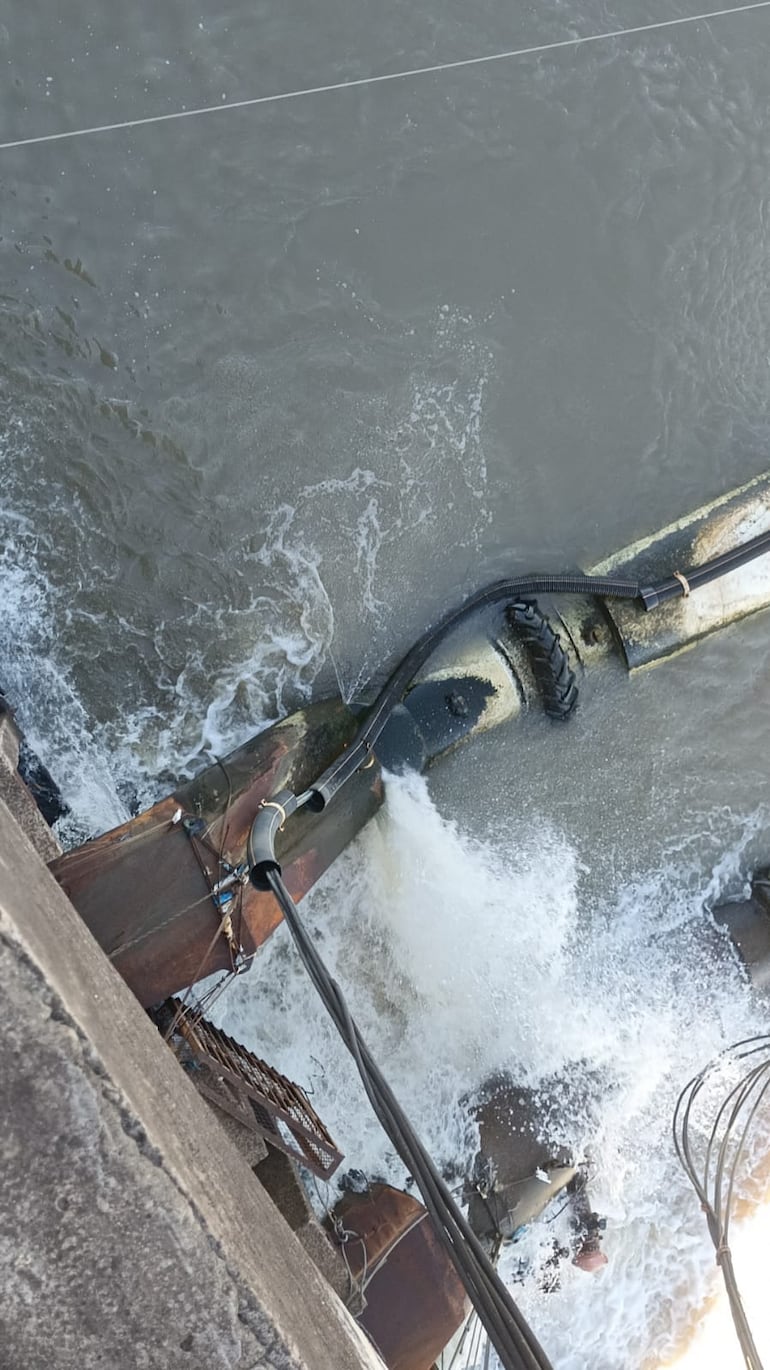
332, 1183, 467, 1370
50, 700, 384, 1006
169, 1000, 343, 1178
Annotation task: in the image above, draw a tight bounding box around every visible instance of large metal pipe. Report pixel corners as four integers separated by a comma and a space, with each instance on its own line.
42, 470, 770, 1005
587, 470, 770, 670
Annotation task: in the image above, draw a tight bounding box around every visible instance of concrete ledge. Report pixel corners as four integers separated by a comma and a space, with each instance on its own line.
255, 1147, 352, 1303
0, 796, 382, 1370
0, 705, 61, 862
0, 702, 19, 771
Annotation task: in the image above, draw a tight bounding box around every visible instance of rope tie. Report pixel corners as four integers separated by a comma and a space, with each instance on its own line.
260, 799, 287, 830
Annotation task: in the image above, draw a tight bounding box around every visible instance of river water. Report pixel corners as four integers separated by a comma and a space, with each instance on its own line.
4, 2, 770, 1366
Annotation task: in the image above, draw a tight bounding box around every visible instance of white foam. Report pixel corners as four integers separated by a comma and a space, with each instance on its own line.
0, 311, 492, 836
0, 501, 132, 842
215, 772, 770, 1369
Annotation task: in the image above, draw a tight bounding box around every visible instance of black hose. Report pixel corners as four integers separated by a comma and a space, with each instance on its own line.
267, 866, 555, 1370
639, 526, 770, 610
249, 524, 770, 870
311, 523, 770, 804
304, 571, 640, 811
247, 788, 299, 890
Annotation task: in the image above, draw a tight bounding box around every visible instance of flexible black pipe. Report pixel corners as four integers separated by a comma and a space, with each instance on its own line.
247, 788, 299, 889
639, 526, 770, 610
249, 526, 770, 879
303, 571, 640, 811
313, 526, 770, 805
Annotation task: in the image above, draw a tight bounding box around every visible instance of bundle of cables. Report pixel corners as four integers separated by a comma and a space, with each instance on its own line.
264, 864, 553, 1370
673, 1033, 770, 1370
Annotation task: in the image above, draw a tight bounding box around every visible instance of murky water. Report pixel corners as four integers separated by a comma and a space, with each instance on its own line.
4, 3, 770, 1365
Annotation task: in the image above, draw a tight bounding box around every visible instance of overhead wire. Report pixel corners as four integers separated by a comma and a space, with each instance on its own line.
2, 2, 770, 153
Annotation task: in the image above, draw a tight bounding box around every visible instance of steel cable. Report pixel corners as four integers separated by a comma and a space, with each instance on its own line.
673, 1035, 770, 1370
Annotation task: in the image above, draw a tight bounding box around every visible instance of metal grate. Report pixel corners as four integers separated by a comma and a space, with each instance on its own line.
168, 999, 343, 1179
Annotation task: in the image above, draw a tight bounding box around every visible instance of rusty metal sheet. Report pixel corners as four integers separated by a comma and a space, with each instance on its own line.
50, 698, 383, 1006
332, 1183, 467, 1370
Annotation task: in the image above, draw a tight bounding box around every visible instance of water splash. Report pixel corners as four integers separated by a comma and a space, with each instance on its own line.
0, 420, 132, 841
215, 771, 770, 1370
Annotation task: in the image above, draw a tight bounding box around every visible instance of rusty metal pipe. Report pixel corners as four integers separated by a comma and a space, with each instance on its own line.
45, 470, 770, 1006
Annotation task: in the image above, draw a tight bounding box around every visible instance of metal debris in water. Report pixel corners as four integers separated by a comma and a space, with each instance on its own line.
167, 998, 344, 1179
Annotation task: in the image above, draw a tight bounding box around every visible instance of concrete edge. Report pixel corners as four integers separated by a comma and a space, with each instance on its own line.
0, 794, 382, 1370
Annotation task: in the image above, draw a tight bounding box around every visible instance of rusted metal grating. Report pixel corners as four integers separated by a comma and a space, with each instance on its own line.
167, 998, 343, 1179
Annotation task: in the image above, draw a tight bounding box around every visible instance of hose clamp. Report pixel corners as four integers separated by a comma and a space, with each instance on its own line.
260, 799, 287, 830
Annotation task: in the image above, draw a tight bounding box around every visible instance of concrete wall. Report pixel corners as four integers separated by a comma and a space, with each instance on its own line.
0, 705, 61, 863
0, 796, 383, 1370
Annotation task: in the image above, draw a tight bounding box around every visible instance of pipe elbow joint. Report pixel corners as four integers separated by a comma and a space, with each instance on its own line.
248, 788, 298, 890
